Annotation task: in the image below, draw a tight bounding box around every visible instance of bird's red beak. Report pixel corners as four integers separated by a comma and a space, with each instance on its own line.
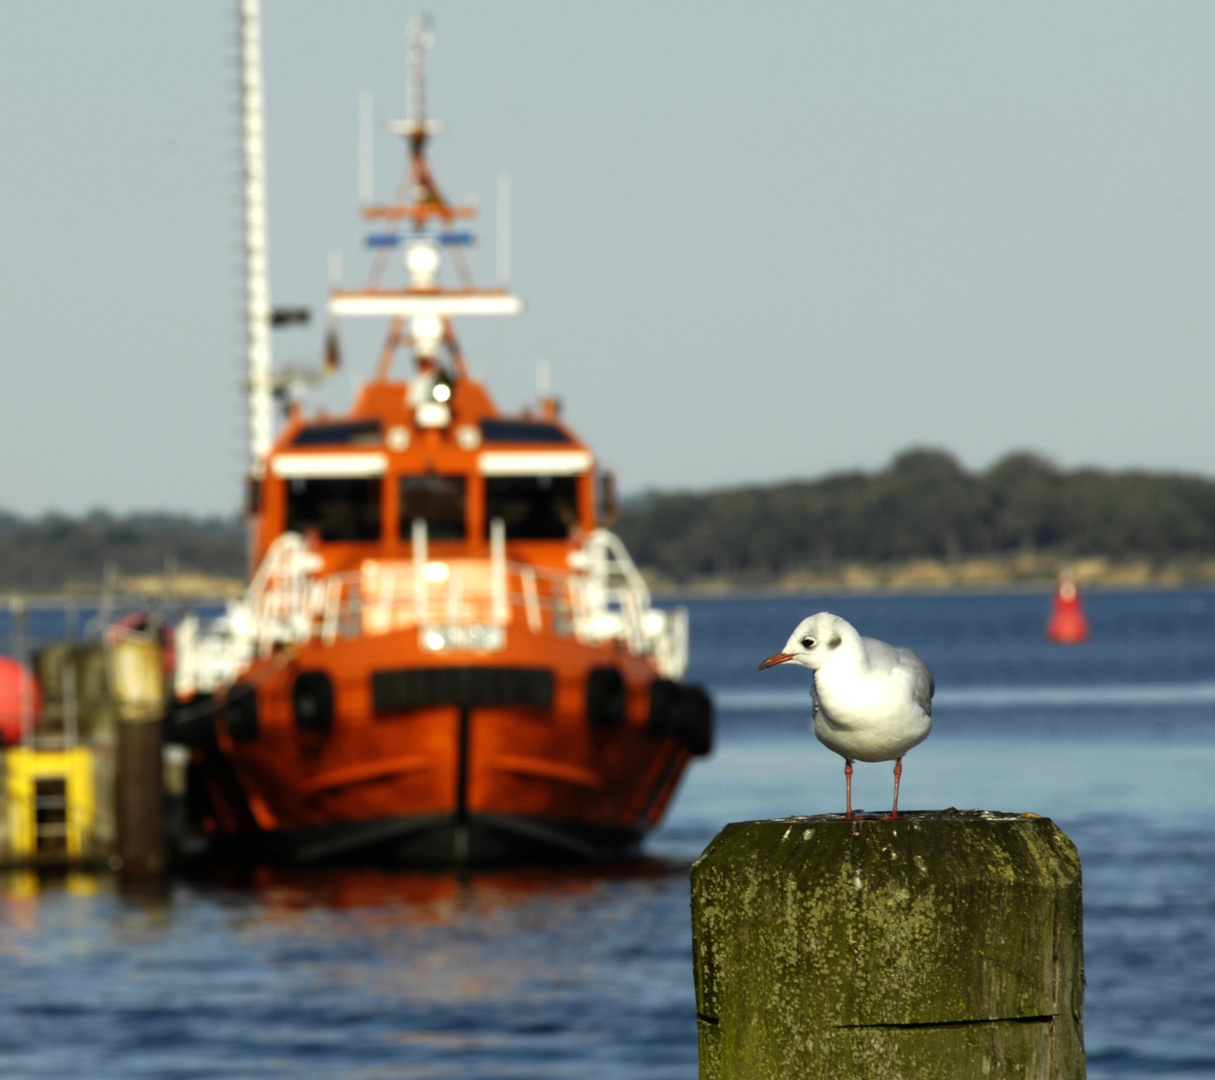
758, 652, 794, 670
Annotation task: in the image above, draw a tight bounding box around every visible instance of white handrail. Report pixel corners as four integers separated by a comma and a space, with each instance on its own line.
412, 517, 428, 626
490, 517, 507, 624
521, 567, 541, 633
176, 527, 689, 695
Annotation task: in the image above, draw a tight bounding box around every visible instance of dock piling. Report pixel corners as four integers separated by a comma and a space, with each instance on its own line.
691, 811, 1085, 1079
110, 632, 167, 876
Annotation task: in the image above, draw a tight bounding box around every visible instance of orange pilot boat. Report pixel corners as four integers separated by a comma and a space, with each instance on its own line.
169, 16, 711, 866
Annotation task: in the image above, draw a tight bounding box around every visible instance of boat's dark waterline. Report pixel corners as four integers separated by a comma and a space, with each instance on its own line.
198, 813, 645, 868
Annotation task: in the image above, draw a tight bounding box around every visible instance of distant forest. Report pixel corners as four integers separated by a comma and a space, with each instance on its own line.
3, 450, 1215, 591
613, 450, 1215, 584
0, 511, 245, 593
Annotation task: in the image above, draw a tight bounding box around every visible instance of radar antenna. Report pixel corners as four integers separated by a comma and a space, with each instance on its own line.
407, 16, 434, 134
393, 16, 448, 215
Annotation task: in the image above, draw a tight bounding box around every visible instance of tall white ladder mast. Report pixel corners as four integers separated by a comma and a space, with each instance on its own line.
239, 0, 274, 476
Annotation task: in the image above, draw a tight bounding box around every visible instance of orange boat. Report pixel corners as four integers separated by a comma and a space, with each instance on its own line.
168, 17, 711, 865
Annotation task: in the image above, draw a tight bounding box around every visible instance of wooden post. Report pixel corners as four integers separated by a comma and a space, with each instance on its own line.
115, 720, 164, 875
109, 633, 167, 876
691, 811, 1085, 1080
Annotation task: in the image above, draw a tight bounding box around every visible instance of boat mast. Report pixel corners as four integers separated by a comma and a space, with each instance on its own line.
407, 16, 431, 138
400, 16, 444, 216
239, 0, 274, 474
329, 17, 522, 377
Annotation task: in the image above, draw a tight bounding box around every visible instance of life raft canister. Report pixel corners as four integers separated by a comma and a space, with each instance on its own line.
293, 670, 335, 733
586, 667, 626, 727
1046, 574, 1090, 645
647, 678, 713, 757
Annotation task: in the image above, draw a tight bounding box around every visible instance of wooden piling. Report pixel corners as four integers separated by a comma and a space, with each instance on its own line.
109, 632, 167, 876
115, 720, 164, 875
691, 811, 1085, 1080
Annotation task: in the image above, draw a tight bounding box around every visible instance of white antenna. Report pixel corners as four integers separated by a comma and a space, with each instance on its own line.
239, 0, 273, 473
359, 91, 374, 204
496, 171, 511, 286
536, 358, 551, 398
407, 16, 435, 129
328, 248, 343, 287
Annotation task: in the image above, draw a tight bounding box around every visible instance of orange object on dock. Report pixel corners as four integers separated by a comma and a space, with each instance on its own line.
0, 657, 40, 746
1046, 574, 1090, 645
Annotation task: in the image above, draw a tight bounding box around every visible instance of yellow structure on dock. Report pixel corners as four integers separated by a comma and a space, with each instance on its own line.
3, 746, 98, 862
0, 623, 163, 869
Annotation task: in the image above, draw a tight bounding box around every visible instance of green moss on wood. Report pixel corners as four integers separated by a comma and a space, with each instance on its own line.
692, 811, 1085, 1080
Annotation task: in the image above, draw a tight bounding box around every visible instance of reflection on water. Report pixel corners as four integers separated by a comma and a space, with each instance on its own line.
2, 591, 1214, 1078
5, 757, 1214, 1080
0, 860, 701, 1080
211, 858, 683, 911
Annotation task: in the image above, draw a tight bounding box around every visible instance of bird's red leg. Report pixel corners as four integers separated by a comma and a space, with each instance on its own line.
882, 757, 903, 821
844, 759, 854, 819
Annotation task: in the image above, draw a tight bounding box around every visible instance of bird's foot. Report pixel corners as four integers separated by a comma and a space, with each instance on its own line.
880, 811, 901, 821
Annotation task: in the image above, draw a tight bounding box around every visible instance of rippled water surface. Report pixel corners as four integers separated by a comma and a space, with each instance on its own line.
2, 591, 1214, 1078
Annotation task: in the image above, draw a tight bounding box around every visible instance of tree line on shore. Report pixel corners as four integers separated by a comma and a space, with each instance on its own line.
613, 450, 1215, 584
3, 449, 1215, 591
0, 510, 245, 593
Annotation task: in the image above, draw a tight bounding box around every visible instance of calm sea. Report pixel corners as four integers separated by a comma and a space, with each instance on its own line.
2, 591, 1213, 1078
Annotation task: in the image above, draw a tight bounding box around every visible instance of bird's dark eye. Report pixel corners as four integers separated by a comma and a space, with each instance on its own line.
801, 637, 815, 648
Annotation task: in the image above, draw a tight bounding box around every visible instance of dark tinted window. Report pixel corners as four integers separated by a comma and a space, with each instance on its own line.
293, 421, 381, 446
286, 478, 381, 541
480, 420, 570, 444
400, 476, 466, 539
485, 476, 578, 539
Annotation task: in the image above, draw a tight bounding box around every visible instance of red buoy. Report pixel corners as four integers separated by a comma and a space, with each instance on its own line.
0, 657, 41, 745
1046, 574, 1090, 644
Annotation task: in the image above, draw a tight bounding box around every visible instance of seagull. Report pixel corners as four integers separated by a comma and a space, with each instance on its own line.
758, 612, 934, 819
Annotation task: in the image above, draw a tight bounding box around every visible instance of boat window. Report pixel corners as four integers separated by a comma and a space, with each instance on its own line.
480, 419, 570, 444
400, 476, 466, 539
286, 478, 382, 541
293, 420, 381, 446
485, 476, 579, 539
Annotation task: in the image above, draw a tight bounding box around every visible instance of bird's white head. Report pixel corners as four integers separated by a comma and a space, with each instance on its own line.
758, 612, 855, 672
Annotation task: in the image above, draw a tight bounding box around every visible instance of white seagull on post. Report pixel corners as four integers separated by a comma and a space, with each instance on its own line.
759, 612, 934, 819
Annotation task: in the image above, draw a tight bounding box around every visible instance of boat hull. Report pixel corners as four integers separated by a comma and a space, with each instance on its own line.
172, 626, 710, 867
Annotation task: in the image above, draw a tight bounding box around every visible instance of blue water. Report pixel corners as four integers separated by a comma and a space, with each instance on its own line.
2, 591, 1214, 1078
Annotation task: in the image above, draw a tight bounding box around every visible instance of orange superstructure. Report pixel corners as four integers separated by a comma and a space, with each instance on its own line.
170, 19, 711, 865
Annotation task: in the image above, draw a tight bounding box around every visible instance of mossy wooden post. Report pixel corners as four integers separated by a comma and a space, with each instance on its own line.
691, 811, 1085, 1079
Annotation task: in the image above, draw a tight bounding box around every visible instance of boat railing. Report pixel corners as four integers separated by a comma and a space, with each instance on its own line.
174, 526, 688, 697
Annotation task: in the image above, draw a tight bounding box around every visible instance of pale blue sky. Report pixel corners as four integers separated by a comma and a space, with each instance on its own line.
1, 2, 1212, 515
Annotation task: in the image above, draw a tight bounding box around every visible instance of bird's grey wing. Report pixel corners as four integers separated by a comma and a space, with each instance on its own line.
860, 636, 902, 674
809, 681, 821, 719
861, 637, 935, 714
894, 646, 935, 715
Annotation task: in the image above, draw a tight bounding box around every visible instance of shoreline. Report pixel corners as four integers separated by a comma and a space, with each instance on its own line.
651, 580, 1215, 599
644, 554, 1215, 598
7, 556, 1215, 603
